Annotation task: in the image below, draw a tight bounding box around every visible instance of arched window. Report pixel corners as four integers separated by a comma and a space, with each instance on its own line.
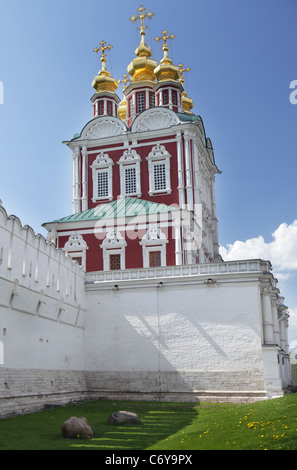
118, 148, 142, 198
63, 232, 88, 270
100, 229, 127, 271
146, 144, 172, 196
91, 152, 114, 202
140, 225, 168, 268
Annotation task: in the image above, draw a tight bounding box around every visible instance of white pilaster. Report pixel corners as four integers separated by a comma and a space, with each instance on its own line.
72, 146, 81, 214
173, 216, 183, 266
184, 132, 193, 211
261, 286, 275, 345
211, 176, 220, 259
271, 297, 280, 346
81, 146, 88, 211
145, 90, 149, 110
176, 132, 185, 208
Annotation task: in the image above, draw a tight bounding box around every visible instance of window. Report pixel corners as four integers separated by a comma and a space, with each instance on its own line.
149, 251, 161, 267
172, 90, 177, 106
99, 101, 104, 115
110, 254, 121, 270
154, 163, 167, 191
97, 170, 109, 198
118, 148, 142, 197
146, 144, 172, 196
137, 92, 145, 114
140, 225, 168, 268
125, 167, 137, 195
107, 101, 112, 116
91, 152, 113, 201
128, 97, 133, 117
163, 90, 169, 105
63, 232, 88, 271
100, 229, 127, 271
72, 256, 83, 266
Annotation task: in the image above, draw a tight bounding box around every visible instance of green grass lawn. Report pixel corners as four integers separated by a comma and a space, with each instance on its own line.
0, 393, 296, 450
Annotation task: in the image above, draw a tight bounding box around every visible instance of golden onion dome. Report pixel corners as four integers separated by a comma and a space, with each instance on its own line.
118, 98, 127, 121
127, 6, 157, 82
154, 52, 180, 83
127, 33, 158, 82
92, 41, 118, 94
154, 30, 180, 83
182, 91, 194, 114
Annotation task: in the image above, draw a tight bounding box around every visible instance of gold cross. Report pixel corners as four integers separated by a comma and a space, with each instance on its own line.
155, 30, 176, 47
93, 40, 113, 59
129, 5, 155, 34
179, 63, 191, 85
94, 40, 113, 71
118, 73, 133, 90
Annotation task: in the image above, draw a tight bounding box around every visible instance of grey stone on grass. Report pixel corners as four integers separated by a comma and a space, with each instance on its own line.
107, 411, 141, 425
61, 416, 94, 439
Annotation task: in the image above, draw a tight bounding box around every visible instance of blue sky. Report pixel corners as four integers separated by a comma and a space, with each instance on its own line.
0, 0, 297, 345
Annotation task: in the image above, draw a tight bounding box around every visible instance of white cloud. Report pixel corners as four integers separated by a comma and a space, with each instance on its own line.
220, 221, 297, 344
289, 307, 297, 329
220, 220, 297, 272
289, 309, 297, 351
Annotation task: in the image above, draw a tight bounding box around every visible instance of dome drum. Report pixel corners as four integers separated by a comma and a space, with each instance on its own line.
91, 92, 121, 118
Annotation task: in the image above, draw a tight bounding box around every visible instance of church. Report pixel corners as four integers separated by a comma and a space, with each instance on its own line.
0, 6, 291, 416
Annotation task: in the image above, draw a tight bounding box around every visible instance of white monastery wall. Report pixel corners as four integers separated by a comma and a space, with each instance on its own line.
84, 262, 290, 403
0, 206, 87, 416
0, 203, 291, 415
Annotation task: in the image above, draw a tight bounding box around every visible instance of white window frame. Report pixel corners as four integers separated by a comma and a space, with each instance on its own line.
91, 152, 113, 202
140, 225, 168, 268
146, 144, 172, 196
107, 249, 123, 271
100, 229, 127, 271
124, 166, 137, 195
153, 162, 167, 191
63, 232, 88, 271
137, 91, 145, 114
118, 148, 142, 198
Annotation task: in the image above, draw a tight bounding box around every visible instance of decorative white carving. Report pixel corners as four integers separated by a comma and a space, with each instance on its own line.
63, 232, 88, 270
91, 152, 113, 169
63, 233, 88, 251
133, 109, 180, 132
141, 225, 167, 242
147, 143, 170, 161
118, 148, 141, 164
85, 118, 126, 139
101, 229, 127, 248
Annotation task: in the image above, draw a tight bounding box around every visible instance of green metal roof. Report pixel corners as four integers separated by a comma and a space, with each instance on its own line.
176, 112, 199, 122
43, 197, 179, 226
